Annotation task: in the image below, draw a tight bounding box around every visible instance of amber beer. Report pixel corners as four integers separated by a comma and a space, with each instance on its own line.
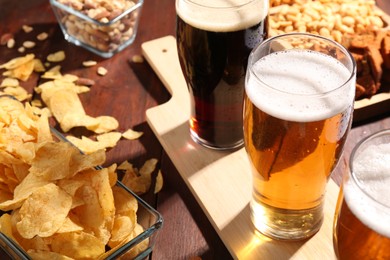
334, 130, 390, 259
176, 0, 268, 150
244, 34, 356, 240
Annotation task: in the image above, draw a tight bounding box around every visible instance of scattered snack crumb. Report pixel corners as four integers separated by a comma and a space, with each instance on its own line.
22, 24, 33, 33
36, 32, 48, 41
97, 66, 108, 76
6, 38, 15, 48
82, 60, 97, 67
47, 50, 66, 62
132, 55, 144, 63
121, 158, 159, 195
23, 41, 36, 49
0, 77, 19, 87
122, 128, 144, 140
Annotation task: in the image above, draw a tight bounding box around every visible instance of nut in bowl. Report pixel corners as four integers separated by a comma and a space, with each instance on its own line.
50, 0, 144, 58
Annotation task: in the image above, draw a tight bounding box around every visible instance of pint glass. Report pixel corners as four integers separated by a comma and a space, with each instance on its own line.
176, 0, 269, 150
244, 33, 356, 240
333, 129, 390, 259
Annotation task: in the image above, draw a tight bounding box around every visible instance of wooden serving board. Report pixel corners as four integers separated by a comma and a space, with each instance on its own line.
142, 36, 340, 259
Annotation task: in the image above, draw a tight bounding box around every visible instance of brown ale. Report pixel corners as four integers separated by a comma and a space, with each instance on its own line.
176, 0, 268, 150
334, 131, 390, 259
244, 36, 356, 240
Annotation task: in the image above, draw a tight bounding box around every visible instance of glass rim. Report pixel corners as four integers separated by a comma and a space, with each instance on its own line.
349, 129, 390, 209
180, 0, 258, 10
50, 0, 144, 26
248, 32, 357, 98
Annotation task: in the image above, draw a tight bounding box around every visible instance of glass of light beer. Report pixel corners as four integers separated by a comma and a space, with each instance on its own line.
176, 0, 269, 150
244, 33, 356, 240
333, 129, 390, 259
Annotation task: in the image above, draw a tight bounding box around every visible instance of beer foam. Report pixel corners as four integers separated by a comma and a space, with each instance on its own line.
246, 49, 355, 122
176, 0, 267, 32
344, 143, 390, 238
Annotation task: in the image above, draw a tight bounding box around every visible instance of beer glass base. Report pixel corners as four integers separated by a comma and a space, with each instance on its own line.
190, 130, 244, 151
250, 199, 324, 241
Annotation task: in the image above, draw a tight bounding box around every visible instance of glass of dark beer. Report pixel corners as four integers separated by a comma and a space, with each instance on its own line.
244, 33, 356, 240
333, 129, 390, 259
176, 0, 269, 150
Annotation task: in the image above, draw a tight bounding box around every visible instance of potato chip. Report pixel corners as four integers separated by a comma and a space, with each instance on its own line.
2, 86, 31, 101
108, 215, 135, 248
140, 158, 158, 176
107, 163, 118, 187
46, 88, 86, 123
0, 214, 14, 237
30, 99, 42, 107
0, 90, 157, 258
40, 65, 62, 79
112, 185, 138, 217
10, 210, 53, 252
117, 160, 134, 171
30, 141, 105, 181
72, 168, 115, 244
27, 250, 74, 260
154, 170, 163, 194
96, 131, 122, 148
0, 172, 51, 211
0, 78, 19, 87
29, 142, 73, 180
56, 216, 83, 233
88, 115, 119, 134
3, 58, 35, 81
60, 114, 98, 133
33, 59, 45, 72
66, 135, 103, 154
47, 51, 65, 62
51, 231, 105, 259
122, 128, 143, 140
16, 183, 72, 239
121, 159, 158, 195
72, 185, 111, 245
121, 223, 149, 259
74, 85, 90, 94
0, 54, 34, 70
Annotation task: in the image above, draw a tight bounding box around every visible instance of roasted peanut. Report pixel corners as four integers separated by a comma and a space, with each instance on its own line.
269, 0, 385, 44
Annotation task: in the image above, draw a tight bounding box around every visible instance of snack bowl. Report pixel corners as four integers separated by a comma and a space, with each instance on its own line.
49, 0, 144, 58
0, 182, 163, 259
0, 95, 163, 259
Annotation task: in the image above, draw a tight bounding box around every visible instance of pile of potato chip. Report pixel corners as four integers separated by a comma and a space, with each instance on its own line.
0, 52, 145, 155
0, 96, 160, 259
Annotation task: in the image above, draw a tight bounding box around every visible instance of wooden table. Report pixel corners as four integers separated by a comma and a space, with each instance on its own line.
0, 0, 389, 259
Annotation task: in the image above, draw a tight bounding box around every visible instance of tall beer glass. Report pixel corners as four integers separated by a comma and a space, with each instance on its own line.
244, 33, 356, 240
176, 0, 269, 150
333, 129, 390, 259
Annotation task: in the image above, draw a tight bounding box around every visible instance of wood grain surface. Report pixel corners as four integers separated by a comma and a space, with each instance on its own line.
0, 0, 389, 259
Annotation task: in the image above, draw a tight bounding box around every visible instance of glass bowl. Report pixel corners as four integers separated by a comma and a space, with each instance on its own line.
49, 0, 144, 58
0, 94, 163, 259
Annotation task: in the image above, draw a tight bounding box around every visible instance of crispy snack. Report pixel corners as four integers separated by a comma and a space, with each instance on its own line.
122, 128, 143, 140
120, 159, 160, 195
0, 54, 44, 82
47, 50, 66, 62
0, 96, 156, 259
35, 68, 123, 134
